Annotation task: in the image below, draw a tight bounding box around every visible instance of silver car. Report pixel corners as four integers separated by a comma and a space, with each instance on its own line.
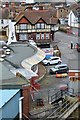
49, 64, 69, 74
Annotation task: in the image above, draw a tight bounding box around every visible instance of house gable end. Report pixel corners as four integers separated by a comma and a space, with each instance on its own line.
36, 18, 47, 24
15, 16, 31, 26
18, 17, 30, 24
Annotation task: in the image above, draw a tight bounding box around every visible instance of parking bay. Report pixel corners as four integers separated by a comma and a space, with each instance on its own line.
39, 64, 69, 90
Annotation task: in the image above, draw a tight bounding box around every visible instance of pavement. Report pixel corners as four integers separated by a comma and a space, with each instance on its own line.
35, 63, 46, 82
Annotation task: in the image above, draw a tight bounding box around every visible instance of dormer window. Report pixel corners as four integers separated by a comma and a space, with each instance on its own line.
36, 23, 45, 29
19, 24, 27, 30
36, 23, 40, 29
41, 23, 45, 29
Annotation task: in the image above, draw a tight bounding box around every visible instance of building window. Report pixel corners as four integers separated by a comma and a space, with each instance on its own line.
28, 24, 32, 29
41, 23, 45, 28
36, 33, 40, 40
1, 19, 3, 24
36, 23, 40, 29
19, 34, 27, 40
36, 23, 45, 29
19, 24, 27, 30
41, 33, 44, 39
46, 33, 49, 39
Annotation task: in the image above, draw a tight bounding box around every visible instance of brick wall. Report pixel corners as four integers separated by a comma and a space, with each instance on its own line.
22, 86, 30, 117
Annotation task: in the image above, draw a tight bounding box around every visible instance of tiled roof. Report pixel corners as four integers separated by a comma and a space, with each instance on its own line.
15, 9, 58, 25
0, 8, 9, 19
0, 4, 26, 19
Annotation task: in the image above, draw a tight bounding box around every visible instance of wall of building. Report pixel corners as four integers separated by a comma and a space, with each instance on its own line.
22, 86, 30, 117
68, 71, 80, 95
0, 90, 21, 119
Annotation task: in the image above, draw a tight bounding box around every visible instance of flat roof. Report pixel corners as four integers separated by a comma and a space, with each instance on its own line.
0, 43, 45, 87
0, 89, 20, 108
0, 43, 36, 86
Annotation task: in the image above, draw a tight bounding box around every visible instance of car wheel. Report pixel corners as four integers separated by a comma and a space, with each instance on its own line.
58, 61, 61, 64
47, 63, 50, 66
56, 72, 57, 74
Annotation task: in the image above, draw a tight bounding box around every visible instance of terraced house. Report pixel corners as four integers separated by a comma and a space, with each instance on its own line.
15, 6, 58, 47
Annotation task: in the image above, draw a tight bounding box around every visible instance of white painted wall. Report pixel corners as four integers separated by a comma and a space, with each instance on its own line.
7, 20, 17, 45
0, 19, 11, 30
68, 11, 78, 27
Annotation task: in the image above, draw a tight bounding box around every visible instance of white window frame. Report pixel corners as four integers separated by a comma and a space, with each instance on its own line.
36, 23, 40, 29
36, 33, 40, 40
19, 34, 27, 40
19, 24, 27, 30
41, 23, 45, 29
36, 23, 45, 29
46, 33, 49, 39
41, 33, 44, 39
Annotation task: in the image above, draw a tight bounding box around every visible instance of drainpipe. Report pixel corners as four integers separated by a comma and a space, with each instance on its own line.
19, 97, 24, 120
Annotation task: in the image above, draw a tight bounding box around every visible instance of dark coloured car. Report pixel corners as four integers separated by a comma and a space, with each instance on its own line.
76, 43, 80, 52
49, 64, 69, 74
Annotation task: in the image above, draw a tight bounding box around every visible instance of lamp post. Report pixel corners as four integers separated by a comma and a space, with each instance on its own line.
19, 97, 24, 120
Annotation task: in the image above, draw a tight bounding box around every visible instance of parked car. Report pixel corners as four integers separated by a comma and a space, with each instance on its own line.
0, 41, 6, 46
29, 40, 37, 46
42, 56, 62, 65
76, 43, 80, 52
49, 64, 69, 74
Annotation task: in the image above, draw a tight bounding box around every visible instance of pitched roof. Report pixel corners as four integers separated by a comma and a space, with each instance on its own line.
0, 8, 9, 19
15, 9, 58, 25
73, 10, 78, 17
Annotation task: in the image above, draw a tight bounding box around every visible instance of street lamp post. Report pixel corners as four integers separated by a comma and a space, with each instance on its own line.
19, 97, 24, 120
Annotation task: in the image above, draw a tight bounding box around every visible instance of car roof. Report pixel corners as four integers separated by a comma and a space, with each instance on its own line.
55, 64, 68, 67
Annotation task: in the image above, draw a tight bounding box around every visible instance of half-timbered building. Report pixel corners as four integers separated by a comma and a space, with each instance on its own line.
15, 7, 58, 47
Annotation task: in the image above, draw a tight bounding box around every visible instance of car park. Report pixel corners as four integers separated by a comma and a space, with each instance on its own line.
49, 64, 69, 74
42, 56, 62, 65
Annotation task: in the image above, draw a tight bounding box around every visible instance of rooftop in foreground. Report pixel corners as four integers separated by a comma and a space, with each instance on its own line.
0, 42, 45, 88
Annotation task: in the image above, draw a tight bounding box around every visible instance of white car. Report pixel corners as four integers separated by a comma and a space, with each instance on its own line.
42, 56, 62, 65
0, 41, 6, 45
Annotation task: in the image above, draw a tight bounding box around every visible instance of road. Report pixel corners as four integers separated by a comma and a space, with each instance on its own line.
39, 31, 80, 90
55, 31, 80, 69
